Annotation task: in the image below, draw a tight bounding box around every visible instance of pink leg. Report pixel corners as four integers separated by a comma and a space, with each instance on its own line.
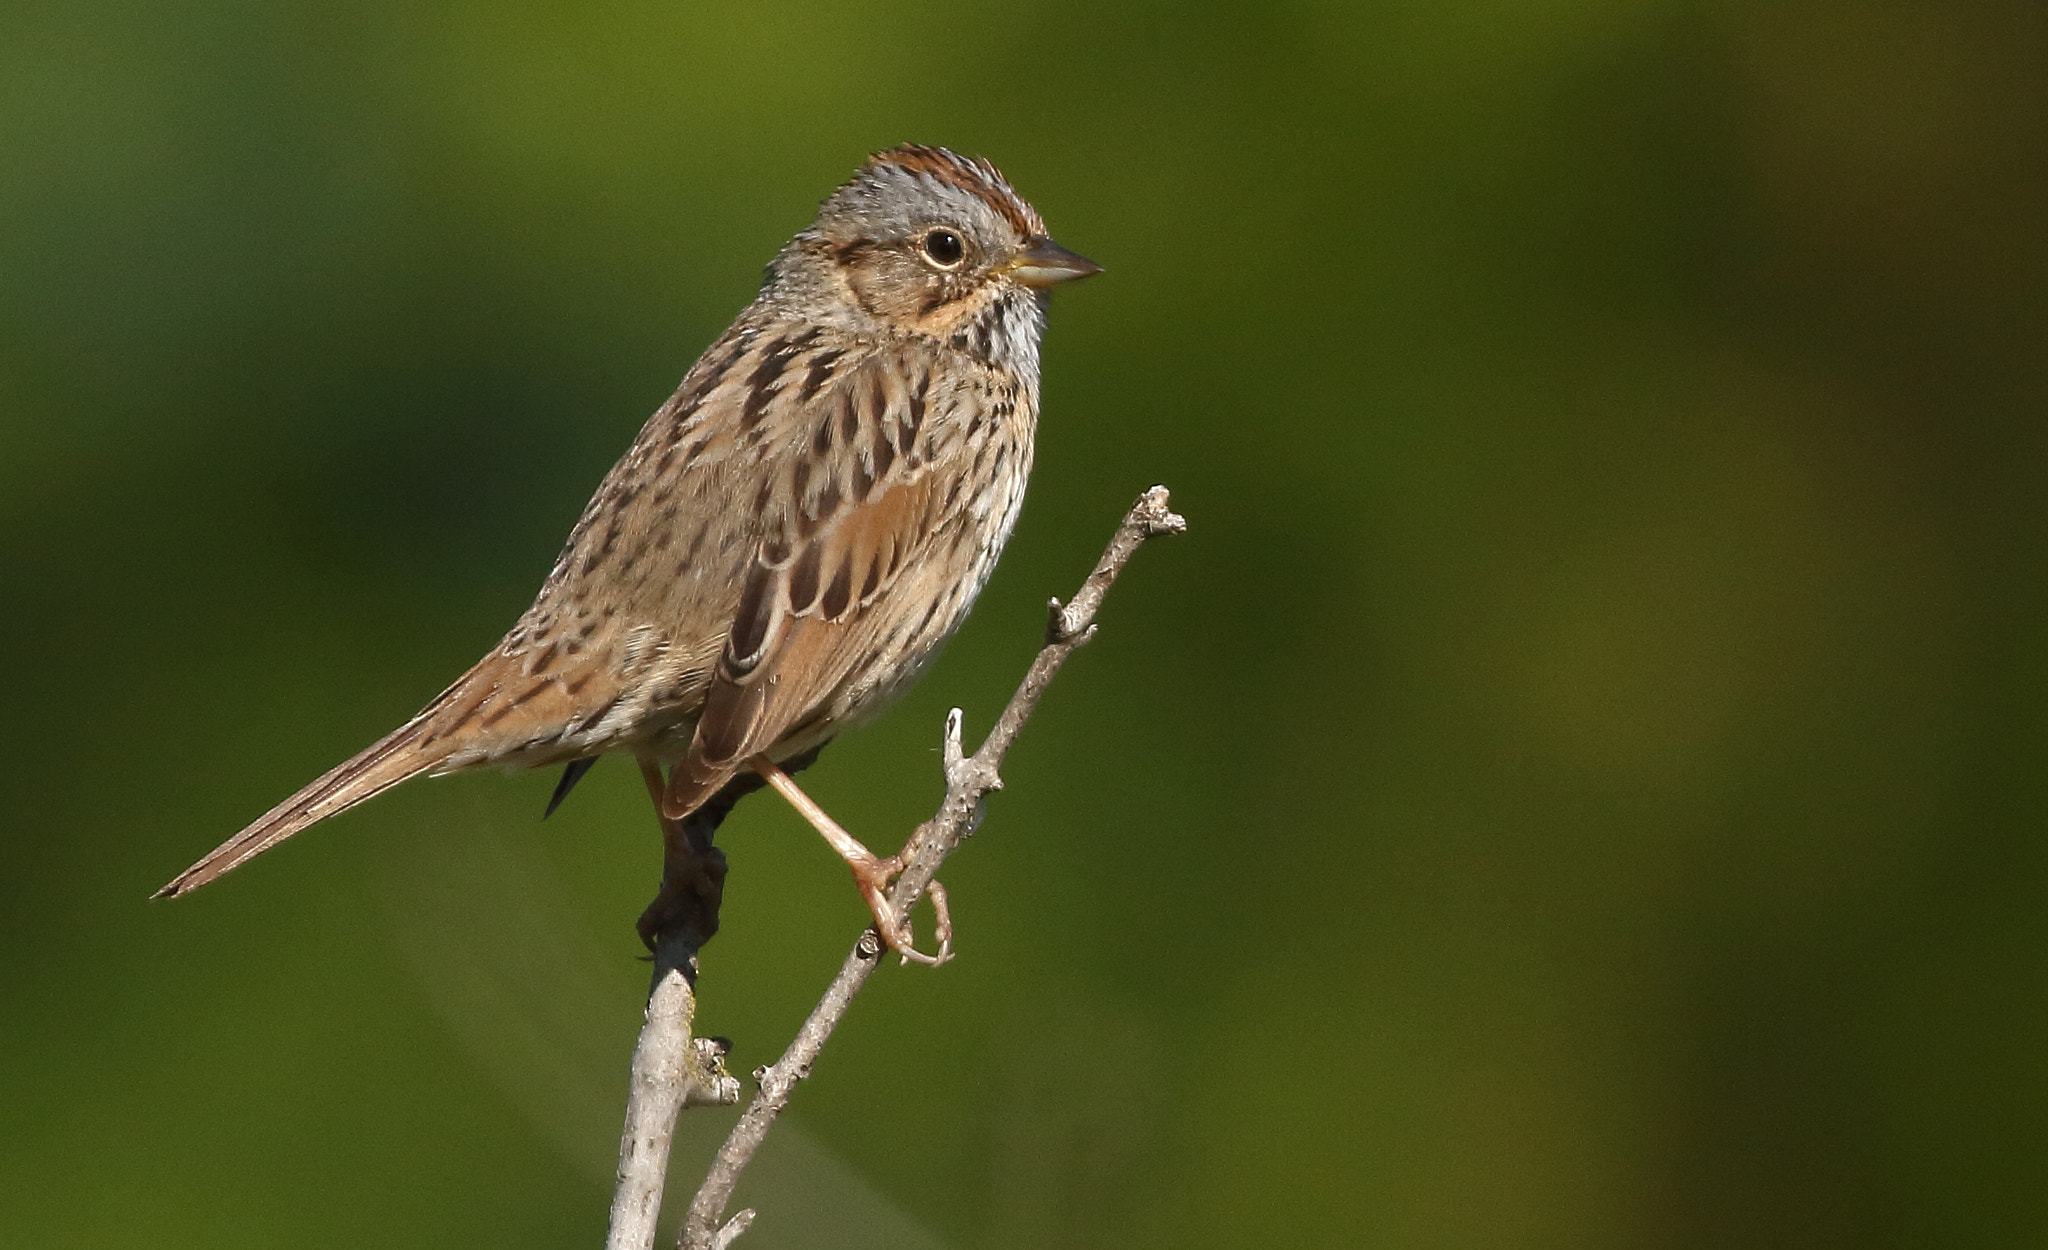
750, 755, 951, 966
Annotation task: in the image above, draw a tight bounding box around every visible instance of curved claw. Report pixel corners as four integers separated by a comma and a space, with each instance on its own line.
850, 856, 952, 966
915, 880, 954, 967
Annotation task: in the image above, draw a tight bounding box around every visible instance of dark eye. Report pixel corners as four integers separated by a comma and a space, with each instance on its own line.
922, 229, 965, 267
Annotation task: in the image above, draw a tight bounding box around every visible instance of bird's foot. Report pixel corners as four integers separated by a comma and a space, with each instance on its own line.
636, 844, 729, 952
751, 754, 954, 966
850, 852, 952, 967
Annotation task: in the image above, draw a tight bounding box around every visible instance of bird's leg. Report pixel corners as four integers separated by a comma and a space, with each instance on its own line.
749, 755, 951, 966
635, 756, 729, 953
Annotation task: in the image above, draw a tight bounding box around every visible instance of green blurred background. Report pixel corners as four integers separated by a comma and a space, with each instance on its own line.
6, 1, 2048, 1245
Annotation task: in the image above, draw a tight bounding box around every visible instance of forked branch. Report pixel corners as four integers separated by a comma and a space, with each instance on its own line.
679, 485, 1182, 1247
604, 486, 1185, 1250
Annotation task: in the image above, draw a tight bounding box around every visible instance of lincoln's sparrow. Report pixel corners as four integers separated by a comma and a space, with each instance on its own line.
158, 146, 1100, 961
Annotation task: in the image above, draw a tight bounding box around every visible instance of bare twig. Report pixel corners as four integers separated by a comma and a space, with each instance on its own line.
676, 485, 1185, 1249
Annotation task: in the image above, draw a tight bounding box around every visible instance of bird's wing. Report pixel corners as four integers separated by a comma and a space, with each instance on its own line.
662, 348, 971, 817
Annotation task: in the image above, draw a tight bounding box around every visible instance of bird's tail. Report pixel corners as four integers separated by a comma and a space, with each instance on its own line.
155, 717, 453, 899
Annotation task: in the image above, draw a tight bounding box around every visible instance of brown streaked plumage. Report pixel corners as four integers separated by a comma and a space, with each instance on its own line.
157, 145, 1100, 960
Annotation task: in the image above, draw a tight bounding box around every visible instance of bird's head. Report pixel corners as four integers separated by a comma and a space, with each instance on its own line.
770, 145, 1100, 355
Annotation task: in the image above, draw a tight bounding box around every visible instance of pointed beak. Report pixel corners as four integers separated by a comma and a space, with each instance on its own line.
1004, 236, 1103, 288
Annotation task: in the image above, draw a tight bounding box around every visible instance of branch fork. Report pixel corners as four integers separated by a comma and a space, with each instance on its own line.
604, 485, 1185, 1250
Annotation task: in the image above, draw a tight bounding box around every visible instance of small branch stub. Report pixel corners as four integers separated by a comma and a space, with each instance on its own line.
709, 1212, 756, 1250
682, 1037, 741, 1109
942, 707, 967, 780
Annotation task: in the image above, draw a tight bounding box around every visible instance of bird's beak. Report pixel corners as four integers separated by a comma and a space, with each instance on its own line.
1004, 236, 1103, 288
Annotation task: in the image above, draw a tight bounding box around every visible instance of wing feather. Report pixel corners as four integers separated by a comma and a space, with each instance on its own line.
661, 353, 958, 818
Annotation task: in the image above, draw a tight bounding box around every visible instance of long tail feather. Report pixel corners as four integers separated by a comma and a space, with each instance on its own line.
155, 719, 452, 899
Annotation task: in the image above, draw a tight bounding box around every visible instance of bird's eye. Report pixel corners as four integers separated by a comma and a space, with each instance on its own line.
922, 229, 965, 267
